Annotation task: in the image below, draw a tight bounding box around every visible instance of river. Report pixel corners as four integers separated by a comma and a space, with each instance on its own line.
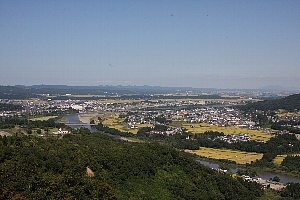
63, 114, 125, 140
63, 114, 97, 132
197, 160, 300, 184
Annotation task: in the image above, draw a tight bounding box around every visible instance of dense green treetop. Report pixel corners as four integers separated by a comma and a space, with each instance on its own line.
238, 93, 300, 112
0, 131, 264, 199
0, 103, 23, 111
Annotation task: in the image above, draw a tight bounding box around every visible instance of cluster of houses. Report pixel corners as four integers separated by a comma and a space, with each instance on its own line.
2, 96, 299, 139
212, 134, 251, 143
272, 111, 300, 124
36, 128, 69, 137
187, 107, 256, 128
145, 127, 186, 136
240, 175, 261, 182
240, 175, 286, 191
124, 107, 257, 128
213, 169, 286, 191
52, 128, 69, 135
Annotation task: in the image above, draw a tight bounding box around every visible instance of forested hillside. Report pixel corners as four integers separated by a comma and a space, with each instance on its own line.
239, 93, 300, 111
0, 131, 263, 200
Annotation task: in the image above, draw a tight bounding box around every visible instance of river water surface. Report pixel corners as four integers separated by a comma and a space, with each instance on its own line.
64, 114, 124, 140
197, 160, 300, 184
63, 114, 96, 132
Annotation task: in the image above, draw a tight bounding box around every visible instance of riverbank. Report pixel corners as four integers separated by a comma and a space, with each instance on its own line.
78, 113, 99, 124
190, 154, 300, 178
196, 158, 300, 184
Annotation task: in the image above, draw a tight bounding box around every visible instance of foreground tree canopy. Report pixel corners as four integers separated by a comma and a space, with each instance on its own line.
0, 131, 264, 200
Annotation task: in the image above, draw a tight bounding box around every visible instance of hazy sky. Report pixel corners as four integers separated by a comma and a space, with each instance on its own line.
1, 0, 299, 89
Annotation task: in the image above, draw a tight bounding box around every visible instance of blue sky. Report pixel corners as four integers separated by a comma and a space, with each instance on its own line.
1, 0, 299, 89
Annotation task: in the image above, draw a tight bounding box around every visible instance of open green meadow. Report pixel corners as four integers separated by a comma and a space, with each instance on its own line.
187, 147, 263, 164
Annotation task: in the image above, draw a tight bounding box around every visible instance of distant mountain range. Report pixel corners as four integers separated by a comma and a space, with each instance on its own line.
0, 85, 299, 99
13, 84, 300, 92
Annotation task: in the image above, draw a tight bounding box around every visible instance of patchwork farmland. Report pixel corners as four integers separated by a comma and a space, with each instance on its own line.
187, 147, 263, 164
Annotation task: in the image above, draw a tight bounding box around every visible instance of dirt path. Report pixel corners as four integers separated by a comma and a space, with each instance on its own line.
0, 131, 12, 136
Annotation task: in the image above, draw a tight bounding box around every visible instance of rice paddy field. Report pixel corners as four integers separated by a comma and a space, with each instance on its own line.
30, 116, 58, 121
273, 154, 300, 165
273, 155, 287, 165
66, 94, 106, 98
98, 99, 143, 104
102, 116, 151, 134
276, 112, 300, 117
188, 147, 264, 164
179, 123, 273, 142
103, 116, 274, 141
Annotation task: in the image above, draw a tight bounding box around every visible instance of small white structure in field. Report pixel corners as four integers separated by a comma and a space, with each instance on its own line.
53, 128, 69, 135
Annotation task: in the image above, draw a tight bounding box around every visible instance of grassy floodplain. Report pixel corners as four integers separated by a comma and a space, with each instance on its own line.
188, 147, 263, 164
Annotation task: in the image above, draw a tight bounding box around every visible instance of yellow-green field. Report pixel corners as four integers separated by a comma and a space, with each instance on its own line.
102, 116, 125, 125
102, 116, 151, 134
180, 123, 273, 142
98, 99, 143, 104
273, 154, 300, 165
30, 116, 58, 121
273, 155, 287, 165
276, 112, 300, 117
187, 147, 263, 164
13, 99, 46, 103
102, 117, 273, 141
66, 94, 106, 98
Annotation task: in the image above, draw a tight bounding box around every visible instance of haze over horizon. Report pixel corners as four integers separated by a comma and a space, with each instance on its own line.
1, 1, 299, 89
